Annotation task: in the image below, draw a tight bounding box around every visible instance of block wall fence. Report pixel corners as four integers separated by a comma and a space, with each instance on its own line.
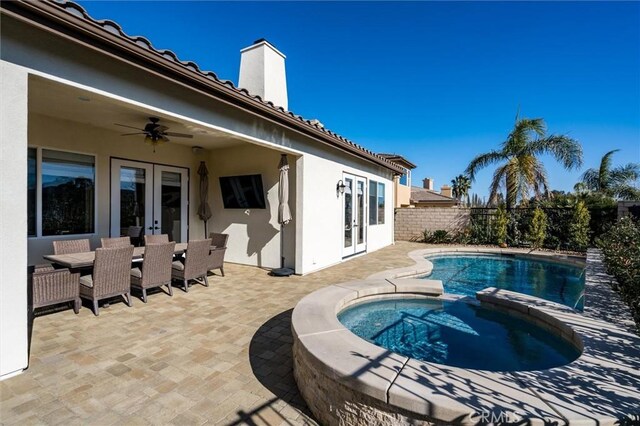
394, 207, 470, 241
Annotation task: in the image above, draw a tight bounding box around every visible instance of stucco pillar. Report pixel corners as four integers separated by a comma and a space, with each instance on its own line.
294, 155, 304, 274
0, 61, 29, 380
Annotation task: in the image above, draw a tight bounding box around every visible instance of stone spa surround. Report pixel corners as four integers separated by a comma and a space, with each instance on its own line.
291, 250, 640, 425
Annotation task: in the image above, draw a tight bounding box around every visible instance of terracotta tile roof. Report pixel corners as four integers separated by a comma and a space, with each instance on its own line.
2, 0, 405, 174
411, 187, 457, 203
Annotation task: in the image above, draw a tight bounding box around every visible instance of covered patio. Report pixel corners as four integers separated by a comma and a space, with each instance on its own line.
27, 75, 298, 272
0, 242, 421, 425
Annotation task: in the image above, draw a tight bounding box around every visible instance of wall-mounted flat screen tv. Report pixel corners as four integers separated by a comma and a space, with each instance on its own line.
219, 174, 266, 209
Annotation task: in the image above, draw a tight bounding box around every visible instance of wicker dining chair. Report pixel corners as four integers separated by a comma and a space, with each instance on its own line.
100, 236, 131, 248
130, 242, 175, 303
144, 234, 170, 245
32, 268, 81, 314
80, 245, 135, 316
53, 239, 91, 255
171, 239, 211, 292
127, 226, 144, 247
207, 233, 228, 276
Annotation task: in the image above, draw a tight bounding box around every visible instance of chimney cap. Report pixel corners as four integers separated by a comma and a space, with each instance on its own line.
240, 38, 286, 58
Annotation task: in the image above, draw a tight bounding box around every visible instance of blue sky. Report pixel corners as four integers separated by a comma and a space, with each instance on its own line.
78, 1, 639, 198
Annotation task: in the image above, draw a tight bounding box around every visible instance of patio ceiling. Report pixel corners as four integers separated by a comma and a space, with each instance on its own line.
28, 76, 249, 151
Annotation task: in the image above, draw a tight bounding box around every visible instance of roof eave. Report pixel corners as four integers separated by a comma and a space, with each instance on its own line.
0, 0, 405, 175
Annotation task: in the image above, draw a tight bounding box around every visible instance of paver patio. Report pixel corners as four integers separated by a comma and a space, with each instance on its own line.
0, 242, 423, 425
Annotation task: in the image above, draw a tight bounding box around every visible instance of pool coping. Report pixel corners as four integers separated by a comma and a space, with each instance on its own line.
292, 250, 640, 424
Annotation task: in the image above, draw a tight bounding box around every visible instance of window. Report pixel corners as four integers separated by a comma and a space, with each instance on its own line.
369, 183, 377, 225
377, 182, 385, 224
369, 180, 386, 225
28, 148, 36, 237
28, 148, 96, 237
399, 168, 411, 186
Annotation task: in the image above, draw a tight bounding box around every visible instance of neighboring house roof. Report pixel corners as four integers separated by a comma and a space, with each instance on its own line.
410, 187, 458, 204
0, 0, 405, 174
377, 153, 417, 170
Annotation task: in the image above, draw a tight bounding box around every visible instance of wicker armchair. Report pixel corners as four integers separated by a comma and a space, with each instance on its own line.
131, 242, 175, 303
53, 239, 91, 255
171, 239, 211, 292
32, 268, 81, 314
207, 248, 227, 277
209, 233, 229, 249
207, 233, 228, 276
144, 234, 169, 245
101, 236, 131, 248
80, 245, 135, 316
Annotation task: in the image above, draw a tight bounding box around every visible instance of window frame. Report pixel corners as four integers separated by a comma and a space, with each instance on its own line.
369, 179, 386, 226
399, 168, 411, 187
28, 146, 98, 239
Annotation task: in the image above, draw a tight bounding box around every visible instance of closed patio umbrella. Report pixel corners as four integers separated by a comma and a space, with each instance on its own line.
197, 161, 212, 237
273, 154, 294, 276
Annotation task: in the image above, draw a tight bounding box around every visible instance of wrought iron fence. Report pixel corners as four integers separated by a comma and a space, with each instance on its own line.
469, 206, 617, 250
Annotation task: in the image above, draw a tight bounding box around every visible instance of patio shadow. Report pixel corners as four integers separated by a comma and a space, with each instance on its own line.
247, 309, 314, 420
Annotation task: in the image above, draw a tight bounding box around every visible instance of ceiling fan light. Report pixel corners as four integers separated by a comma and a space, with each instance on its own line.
144, 135, 153, 145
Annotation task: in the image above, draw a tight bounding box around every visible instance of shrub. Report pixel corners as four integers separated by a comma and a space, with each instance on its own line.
597, 217, 640, 328
432, 230, 451, 244
527, 208, 548, 249
493, 205, 508, 245
568, 200, 591, 251
469, 210, 493, 244
452, 228, 471, 244
421, 229, 452, 244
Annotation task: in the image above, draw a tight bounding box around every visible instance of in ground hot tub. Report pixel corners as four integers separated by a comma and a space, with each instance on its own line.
292, 277, 640, 425
338, 297, 580, 372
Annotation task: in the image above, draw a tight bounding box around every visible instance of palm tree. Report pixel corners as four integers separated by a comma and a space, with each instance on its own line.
577, 149, 640, 200
465, 115, 582, 209
451, 174, 471, 200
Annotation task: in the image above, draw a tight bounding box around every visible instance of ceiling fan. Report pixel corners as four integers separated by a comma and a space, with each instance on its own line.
115, 117, 193, 151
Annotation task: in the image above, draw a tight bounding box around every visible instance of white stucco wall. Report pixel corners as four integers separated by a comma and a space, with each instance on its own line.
297, 153, 394, 274
0, 61, 29, 379
209, 144, 297, 269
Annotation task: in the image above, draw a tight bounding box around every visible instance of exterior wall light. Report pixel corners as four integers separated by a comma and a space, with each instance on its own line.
336, 180, 346, 195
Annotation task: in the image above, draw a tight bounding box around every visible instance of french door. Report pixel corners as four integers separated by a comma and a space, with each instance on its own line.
342, 173, 367, 257
110, 159, 188, 243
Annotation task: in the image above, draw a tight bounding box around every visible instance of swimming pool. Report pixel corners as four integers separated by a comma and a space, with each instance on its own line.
338, 297, 581, 371
425, 254, 585, 310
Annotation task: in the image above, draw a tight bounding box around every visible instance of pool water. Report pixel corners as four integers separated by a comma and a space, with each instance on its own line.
426, 255, 585, 310
338, 298, 581, 371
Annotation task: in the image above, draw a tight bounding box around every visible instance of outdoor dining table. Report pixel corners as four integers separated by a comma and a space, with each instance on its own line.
43, 242, 189, 269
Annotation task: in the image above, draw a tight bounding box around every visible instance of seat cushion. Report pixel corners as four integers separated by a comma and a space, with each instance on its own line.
130, 267, 142, 278
79, 275, 93, 288
171, 261, 185, 271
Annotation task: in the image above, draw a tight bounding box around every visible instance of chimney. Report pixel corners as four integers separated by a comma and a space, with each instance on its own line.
239, 39, 288, 110
440, 185, 452, 198
423, 178, 434, 191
